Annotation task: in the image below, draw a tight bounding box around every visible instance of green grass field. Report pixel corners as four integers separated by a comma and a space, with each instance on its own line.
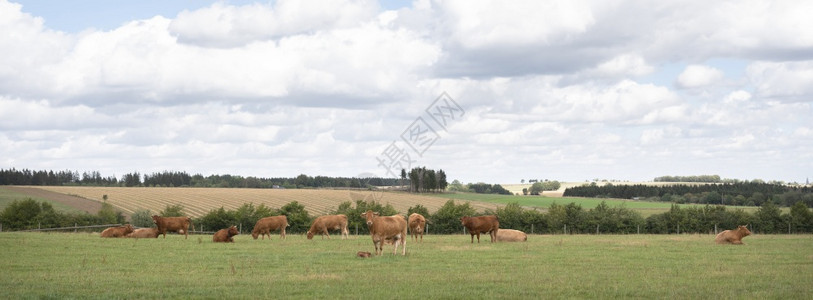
0, 188, 82, 213
429, 193, 765, 217
1, 232, 810, 299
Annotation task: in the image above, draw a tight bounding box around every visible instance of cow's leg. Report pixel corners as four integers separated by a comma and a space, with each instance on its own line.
476, 233, 481, 243
401, 234, 407, 255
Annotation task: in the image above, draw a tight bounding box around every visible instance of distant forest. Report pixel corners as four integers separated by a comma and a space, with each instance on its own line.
563, 182, 813, 207
0, 168, 400, 189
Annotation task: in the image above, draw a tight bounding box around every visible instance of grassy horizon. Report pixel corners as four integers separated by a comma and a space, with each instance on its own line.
1, 232, 810, 299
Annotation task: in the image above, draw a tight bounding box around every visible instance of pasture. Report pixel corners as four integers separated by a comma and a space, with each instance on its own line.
1, 232, 811, 299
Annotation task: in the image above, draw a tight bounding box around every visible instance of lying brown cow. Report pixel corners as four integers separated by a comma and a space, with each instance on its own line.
152, 215, 193, 239
357, 251, 372, 258
461, 215, 499, 243
408, 213, 426, 242
213, 225, 239, 243
100, 224, 134, 238
361, 210, 407, 256
126, 227, 159, 238
252, 215, 289, 240
496, 229, 527, 242
307, 214, 349, 240
715, 225, 751, 244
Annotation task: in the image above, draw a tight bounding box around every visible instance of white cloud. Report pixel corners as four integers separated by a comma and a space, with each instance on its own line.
747, 61, 813, 101
168, 0, 379, 48
677, 65, 725, 88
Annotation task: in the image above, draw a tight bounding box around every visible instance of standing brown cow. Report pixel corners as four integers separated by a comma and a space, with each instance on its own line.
408, 213, 426, 242
252, 215, 289, 240
100, 224, 134, 238
461, 215, 499, 243
715, 225, 751, 244
152, 215, 193, 239
126, 227, 159, 238
213, 225, 239, 243
307, 214, 349, 240
361, 210, 407, 256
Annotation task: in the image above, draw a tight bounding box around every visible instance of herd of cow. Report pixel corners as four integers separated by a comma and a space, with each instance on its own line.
99, 211, 750, 255
98, 211, 532, 256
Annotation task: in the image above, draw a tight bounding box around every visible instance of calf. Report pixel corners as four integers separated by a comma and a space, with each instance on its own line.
100, 224, 134, 238
408, 213, 426, 242
306, 215, 349, 240
496, 229, 527, 242
357, 251, 372, 258
252, 215, 289, 240
715, 225, 751, 244
361, 210, 407, 256
152, 215, 193, 239
461, 215, 499, 243
213, 225, 239, 243
126, 227, 159, 238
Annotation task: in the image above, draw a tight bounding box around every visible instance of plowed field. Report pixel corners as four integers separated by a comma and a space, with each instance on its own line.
25, 186, 501, 217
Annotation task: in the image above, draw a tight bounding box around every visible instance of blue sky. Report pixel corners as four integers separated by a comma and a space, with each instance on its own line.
1, 0, 812, 184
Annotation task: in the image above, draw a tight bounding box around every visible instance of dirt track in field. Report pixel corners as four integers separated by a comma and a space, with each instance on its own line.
3, 186, 103, 215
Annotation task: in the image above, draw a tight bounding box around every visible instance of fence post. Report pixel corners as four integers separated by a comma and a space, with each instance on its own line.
1, 223, 3, 232
677, 224, 680, 235
75, 223, 77, 233
355, 224, 358, 236
596, 224, 599, 235
564, 224, 567, 235
637, 225, 640, 234
531, 223, 534, 234
425, 224, 429, 235
714, 224, 717, 235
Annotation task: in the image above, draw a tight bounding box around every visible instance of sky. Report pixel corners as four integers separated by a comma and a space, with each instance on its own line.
1, 0, 812, 184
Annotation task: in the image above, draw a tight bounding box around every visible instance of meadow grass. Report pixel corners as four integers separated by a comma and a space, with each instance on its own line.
1, 232, 810, 299
0, 188, 82, 213
430, 193, 766, 217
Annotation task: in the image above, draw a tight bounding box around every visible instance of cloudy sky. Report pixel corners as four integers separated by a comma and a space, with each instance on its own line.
1, 0, 812, 184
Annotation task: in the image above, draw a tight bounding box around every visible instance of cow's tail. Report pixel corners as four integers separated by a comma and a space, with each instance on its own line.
188, 217, 196, 232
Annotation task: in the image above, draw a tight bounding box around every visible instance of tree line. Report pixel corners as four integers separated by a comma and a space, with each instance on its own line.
563, 182, 813, 207
4, 198, 812, 235
0, 168, 401, 189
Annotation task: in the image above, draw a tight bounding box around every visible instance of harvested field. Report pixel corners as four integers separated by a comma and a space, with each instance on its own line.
24, 186, 502, 217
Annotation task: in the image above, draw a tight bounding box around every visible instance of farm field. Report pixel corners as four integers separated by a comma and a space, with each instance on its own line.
21, 186, 503, 218
1, 232, 810, 299
426, 192, 763, 217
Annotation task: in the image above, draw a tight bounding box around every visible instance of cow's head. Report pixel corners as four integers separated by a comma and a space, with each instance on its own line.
251, 230, 259, 240
738, 225, 751, 237
361, 210, 379, 226
151, 215, 160, 224
306, 231, 314, 240
124, 224, 134, 234
460, 216, 469, 226
227, 226, 239, 237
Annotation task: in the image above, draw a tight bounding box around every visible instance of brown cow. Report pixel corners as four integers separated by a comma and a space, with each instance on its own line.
357, 251, 372, 258
715, 225, 751, 244
496, 229, 527, 242
461, 215, 499, 243
252, 216, 289, 240
126, 227, 159, 238
213, 225, 239, 243
152, 215, 193, 239
361, 210, 407, 256
408, 213, 426, 242
306, 214, 349, 240
100, 224, 134, 238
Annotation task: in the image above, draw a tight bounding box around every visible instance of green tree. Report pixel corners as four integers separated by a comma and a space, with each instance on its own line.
130, 209, 154, 227
160, 204, 185, 217
754, 201, 782, 233
96, 202, 123, 224
430, 200, 476, 234
279, 201, 310, 233
0, 198, 42, 230
789, 201, 812, 233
